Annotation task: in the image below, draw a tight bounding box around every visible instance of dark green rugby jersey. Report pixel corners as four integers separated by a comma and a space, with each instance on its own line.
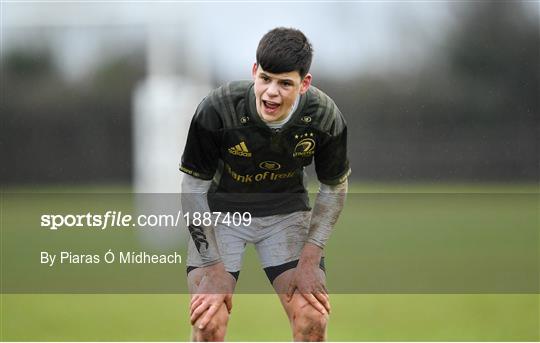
180, 80, 351, 217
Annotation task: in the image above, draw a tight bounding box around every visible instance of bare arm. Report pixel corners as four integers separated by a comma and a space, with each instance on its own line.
300, 179, 348, 264
287, 179, 348, 314
308, 179, 348, 248
181, 174, 221, 266
182, 174, 233, 329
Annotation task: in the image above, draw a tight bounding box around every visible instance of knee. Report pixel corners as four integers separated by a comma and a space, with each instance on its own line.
192, 310, 229, 342
292, 304, 328, 341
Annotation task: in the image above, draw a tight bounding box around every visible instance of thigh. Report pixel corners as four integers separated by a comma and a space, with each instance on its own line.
254, 211, 311, 269
187, 264, 238, 295
272, 266, 327, 295
273, 268, 328, 320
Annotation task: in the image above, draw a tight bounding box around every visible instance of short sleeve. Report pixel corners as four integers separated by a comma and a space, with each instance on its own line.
315, 111, 351, 185
180, 98, 222, 180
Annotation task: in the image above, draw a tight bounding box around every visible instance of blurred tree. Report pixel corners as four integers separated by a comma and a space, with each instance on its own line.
448, 0, 539, 121
3, 49, 55, 79
321, 1, 538, 181
1, 47, 144, 184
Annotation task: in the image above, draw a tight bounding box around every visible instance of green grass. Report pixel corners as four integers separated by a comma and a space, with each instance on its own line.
1, 294, 538, 341
1, 183, 538, 341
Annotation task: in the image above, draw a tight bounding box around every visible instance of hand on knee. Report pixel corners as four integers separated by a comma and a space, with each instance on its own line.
192, 307, 229, 342
292, 302, 329, 341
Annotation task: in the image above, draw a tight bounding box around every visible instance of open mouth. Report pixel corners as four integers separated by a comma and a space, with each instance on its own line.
262, 100, 281, 113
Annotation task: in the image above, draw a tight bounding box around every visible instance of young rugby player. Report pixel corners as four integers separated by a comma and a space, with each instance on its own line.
180, 27, 350, 341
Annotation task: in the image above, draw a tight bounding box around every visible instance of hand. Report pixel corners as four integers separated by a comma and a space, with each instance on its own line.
189, 263, 234, 329
286, 245, 330, 315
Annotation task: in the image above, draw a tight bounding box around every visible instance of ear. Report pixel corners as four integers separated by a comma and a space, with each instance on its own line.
299, 73, 312, 94
252, 63, 258, 79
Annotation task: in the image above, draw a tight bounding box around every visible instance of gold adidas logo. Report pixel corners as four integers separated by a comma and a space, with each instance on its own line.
228, 141, 252, 157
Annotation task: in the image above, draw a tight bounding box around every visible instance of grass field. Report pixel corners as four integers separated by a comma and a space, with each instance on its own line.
2, 294, 538, 341
1, 183, 538, 341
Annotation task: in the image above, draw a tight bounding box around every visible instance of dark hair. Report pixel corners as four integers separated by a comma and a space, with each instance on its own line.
256, 27, 313, 78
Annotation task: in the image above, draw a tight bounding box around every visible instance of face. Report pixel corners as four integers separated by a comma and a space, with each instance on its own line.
252, 63, 312, 122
